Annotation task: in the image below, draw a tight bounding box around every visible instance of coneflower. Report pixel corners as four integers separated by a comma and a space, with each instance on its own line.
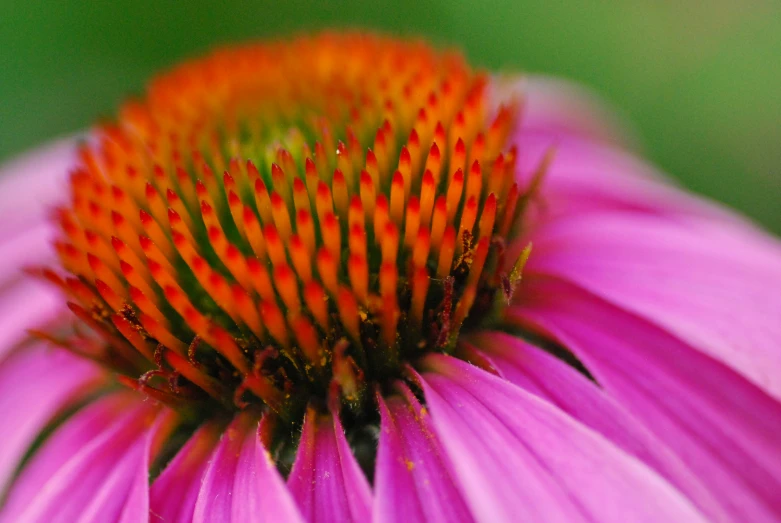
1, 33, 780, 522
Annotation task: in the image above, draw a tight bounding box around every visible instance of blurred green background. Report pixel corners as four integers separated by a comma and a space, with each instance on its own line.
1, 1, 779, 232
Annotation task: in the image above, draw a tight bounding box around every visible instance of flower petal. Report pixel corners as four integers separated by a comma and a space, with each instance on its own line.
466, 331, 729, 521
0, 136, 78, 239
373, 386, 472, 523
288, 408, 371, 522
193, 413, 303, 523
150, 422, 223, 523
3, 393, 160, 522
417, 354, 708, 522
0, 344, 102, 494
509, 277, 781, 521
525, 212, 781, 400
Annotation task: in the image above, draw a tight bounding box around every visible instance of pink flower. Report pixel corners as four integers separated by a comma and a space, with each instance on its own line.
1, 35, 780, 522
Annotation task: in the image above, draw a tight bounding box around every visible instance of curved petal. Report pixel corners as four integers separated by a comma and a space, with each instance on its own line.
0, 280, 65, 360
416, 354, 706, 522
495, 75, 638, 147
150, 422, 223, 523
0, 136, 78, 240
193, 413, 303, 523
374, 386, 472, 523
0, 344, 102, 494
508, 277, 781, 521
288, 408, 371, 522
3, 393, 161, 522
525, 212, 781, 401
465, 331, 729, 521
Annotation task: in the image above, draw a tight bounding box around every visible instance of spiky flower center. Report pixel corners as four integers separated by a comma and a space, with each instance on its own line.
48, 34, 537, 426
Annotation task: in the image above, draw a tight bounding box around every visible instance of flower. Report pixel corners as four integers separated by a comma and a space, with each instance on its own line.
1, 32, 780, 522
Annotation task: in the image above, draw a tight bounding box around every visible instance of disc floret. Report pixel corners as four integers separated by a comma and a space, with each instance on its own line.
47, 33, 537, 424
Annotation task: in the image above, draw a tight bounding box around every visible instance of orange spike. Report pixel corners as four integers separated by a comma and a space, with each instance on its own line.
321, 212, 341, 263
397, 146, 412, 197
289, 235, 312, 283
274, 264, 301, 313
227, 190, 247, 241
430, 196, 447, 251
263, 224, 287, 268
449, 137, 466, 183
332, 169, 348, 218
374, 195, 389, 242
389, 171, 405, 225
139, 210, 173, 261
296, 210, 316, 255
403, 196, 420, 249
270, 192, 293, 241
419, 169, 436, 228
445, 169, 464, 222
231, 284, 264, 338
260, 300, 289, 347
246, 258, 276, 302
348, 223, 367, 261
381, 222, 399, 266
290, 314, 323, 365
292, 178, 310, 215
138, 313, 187, 354
95, 279, 123, 311
347, 254, 368, 305
379, 293, 399, 349
412, 227, 431, 269
315, 181, 334, 226
365, 149, 379, 189
348, 196, 363, 232
359, 171, 376, 221
303, 281, 329, 331
458, 196, 478, 242
254, 179, 273, 225
242, 206, 266, 259
437, 226, 456, 278
211, 325, 249, 373
465, 160, 482, 204
336, 287, 361, 341
111, 313, 155, 362
478, 193, 497, 239
316, 247, 339, 295
379, 262, 398, 298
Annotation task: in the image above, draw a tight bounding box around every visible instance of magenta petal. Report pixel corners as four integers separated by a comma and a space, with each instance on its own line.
150, 422, 223, 523
0, 344, 101, 493
509, 277, 781, 521
0, 136, 77, 240
4, 394, 160, 522
374, 387, 472, 523
418, 354, 707, 522
525, 212, 781, 400
467, 331, 729, 521
0, 281, 65, 360
193, 413, 303, 523
287, 408, 371, 522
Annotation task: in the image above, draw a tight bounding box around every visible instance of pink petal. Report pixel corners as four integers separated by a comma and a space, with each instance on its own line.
193, 413, 303, 523
502, 75, 638, 147
0, 136, 77, 241
525, 212, 781, 400
150, 422, 223, 523
466, 331, 729, 521
417, 354, 707, 522
288, 408, 371, 522
0, 280, 66, 360
374, 386, 472, 523
0, 344, 102, 494
4, 393, 161, 522
509, 277, 781, 521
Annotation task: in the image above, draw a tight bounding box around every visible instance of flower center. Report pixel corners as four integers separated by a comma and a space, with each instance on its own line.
47, 33, 536, 426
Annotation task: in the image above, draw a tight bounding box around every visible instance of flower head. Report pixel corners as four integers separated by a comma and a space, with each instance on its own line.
1, 32, 781, 522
